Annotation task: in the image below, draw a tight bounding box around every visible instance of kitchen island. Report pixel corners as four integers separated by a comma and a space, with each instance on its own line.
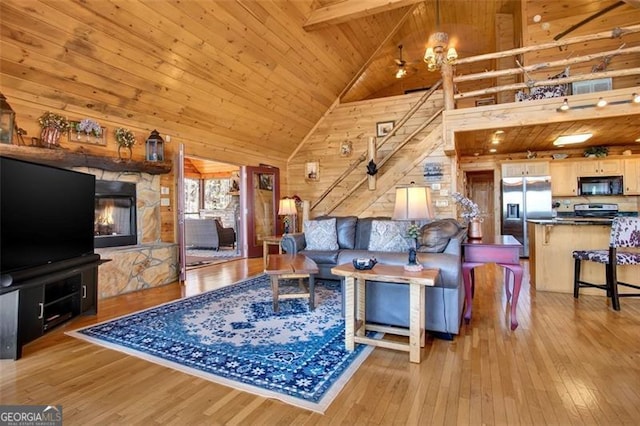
528, 219, 637, 295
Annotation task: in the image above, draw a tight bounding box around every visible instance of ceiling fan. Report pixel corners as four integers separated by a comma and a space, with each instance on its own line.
394, 44, 407, 79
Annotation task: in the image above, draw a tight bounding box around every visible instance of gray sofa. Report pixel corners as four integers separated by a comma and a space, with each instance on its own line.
281, 216, 467, 338
185, 218, 220, 250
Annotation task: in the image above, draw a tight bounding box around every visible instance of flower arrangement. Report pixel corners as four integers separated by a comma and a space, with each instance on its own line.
114, 127, 136, 147
407, 223, 420, 239
38, 111, 70, 131
76, 118, 102, 137
451, 192, 482, 221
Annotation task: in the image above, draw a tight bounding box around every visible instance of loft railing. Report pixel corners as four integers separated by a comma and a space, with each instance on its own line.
446, 24, 640, 104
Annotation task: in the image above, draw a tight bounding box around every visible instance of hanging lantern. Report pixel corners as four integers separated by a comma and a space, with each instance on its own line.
145, 129, 164, 162
0, 93, 16, 145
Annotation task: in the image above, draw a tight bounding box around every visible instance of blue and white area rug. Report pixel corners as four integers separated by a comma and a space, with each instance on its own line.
67, 275, 375, 413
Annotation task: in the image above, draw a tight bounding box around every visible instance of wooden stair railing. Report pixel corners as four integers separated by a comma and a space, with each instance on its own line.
310, 80, 442, 212
321, 109, 444, 216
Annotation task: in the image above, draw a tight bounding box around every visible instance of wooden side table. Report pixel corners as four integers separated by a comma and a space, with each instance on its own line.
331, 263, 439, 363
264, 254, 319, 312
262, 235, 283, 268
462, 234, 523, 330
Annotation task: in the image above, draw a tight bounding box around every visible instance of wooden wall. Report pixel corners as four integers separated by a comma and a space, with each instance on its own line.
286, 91, 457, 220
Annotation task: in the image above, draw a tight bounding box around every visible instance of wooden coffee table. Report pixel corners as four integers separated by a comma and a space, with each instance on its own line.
331, 263, 439, 363
264, 254, 319, 312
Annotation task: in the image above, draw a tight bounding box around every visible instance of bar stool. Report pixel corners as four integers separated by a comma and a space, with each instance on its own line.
572, 217, 640, 310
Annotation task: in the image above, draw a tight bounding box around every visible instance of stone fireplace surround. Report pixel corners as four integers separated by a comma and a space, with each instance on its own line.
74, 167, 178, 299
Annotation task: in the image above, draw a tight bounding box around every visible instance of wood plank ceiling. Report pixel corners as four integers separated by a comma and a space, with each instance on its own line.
0, 0, 638, 162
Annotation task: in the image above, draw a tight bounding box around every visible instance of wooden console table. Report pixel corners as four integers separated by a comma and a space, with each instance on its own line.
462, 235, 523, 330
331, 263, 439, 363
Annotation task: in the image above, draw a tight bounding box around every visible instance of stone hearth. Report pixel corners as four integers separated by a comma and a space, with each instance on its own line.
74, 167, 178, 299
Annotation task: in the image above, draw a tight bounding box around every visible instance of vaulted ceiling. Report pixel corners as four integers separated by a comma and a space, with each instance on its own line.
1, 0, 638, 163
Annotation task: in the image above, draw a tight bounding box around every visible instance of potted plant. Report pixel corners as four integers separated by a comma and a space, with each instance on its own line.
38, 111, 70, 148
584, 146, 608, 158
114, 127, 136, 160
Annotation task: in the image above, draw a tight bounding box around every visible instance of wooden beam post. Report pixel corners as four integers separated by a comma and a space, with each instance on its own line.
441, 62, 455, 111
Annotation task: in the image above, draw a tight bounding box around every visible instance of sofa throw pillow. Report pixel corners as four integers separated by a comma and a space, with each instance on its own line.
417, 219, 463, 253
368, 220, 411, 252
304, 218, 339, 251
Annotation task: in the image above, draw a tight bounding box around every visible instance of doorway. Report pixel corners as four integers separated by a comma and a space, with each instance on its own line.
183, 156, 242, 268
465, 170, 495, 238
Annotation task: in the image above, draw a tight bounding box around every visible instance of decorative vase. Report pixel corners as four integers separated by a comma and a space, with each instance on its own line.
468, 218, 483, 239
41, 126, 61, 148
118, 145, 132, 161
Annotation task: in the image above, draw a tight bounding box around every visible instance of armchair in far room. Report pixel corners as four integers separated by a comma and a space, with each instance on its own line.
215, 219, 236, 249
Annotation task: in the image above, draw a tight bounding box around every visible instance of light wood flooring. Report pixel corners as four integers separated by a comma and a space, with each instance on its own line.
1, 258, 639, 425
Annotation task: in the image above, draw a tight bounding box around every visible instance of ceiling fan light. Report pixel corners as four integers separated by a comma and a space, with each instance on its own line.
395, 67, 407, 79
553, 133, 593, 146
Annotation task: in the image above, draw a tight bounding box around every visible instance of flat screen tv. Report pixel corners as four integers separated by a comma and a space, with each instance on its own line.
1, 156, 96, 281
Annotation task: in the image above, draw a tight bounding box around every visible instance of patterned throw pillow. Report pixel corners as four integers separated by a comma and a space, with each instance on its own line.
368, 220, 411, 252
304, 218, 339, 251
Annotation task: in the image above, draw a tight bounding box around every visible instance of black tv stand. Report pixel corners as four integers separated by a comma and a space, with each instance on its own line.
0, 255, 101, 360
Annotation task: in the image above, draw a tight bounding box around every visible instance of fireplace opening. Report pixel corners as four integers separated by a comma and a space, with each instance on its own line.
95, 180, 137, 248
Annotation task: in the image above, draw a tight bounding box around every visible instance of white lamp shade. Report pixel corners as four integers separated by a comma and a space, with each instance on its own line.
278, 198, 297, 216
392, 185, 434, 221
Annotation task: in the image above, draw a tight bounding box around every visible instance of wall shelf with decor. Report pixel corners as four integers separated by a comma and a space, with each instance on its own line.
0, 144, 172, 174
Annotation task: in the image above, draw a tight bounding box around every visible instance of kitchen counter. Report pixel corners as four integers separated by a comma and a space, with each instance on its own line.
528, 221, 636, 294
528, 218, 613, 225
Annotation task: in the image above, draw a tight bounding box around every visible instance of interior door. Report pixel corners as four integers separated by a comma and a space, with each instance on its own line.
176, 143, 186, 282
241, 166, 280, 258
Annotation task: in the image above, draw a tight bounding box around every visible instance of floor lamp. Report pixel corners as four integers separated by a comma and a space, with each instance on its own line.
278, 198, 297, 234
392, 183, 435, 271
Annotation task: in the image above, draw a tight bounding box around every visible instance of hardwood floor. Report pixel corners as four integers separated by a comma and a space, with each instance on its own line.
2, 258, 639, 425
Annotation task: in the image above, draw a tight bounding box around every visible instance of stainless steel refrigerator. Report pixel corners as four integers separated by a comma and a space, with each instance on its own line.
501, 176, 552, 257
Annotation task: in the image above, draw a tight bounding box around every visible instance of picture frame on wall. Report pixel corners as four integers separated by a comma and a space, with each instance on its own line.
376, 121, 394, 137
258, 173, 273, 191
305, 161, 319, 181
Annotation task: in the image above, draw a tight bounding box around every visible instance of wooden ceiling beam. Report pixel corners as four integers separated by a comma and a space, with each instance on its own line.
303, 0, 424, 31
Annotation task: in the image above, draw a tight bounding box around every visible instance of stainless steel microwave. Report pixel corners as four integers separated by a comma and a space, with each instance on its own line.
578, 175, 624, 196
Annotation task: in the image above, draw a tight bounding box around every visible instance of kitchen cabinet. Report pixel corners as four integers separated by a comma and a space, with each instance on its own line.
624, 158, 640, 195
575, 158, 623, 176
501, 161, 550, 177
550, 161, 578, 196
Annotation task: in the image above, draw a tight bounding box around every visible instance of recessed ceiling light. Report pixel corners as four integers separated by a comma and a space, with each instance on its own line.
495, 130, 504, 134
633, 93, 640, 103
491, 139, 500, 145
596, 97, 607, 108
636, 137, 640, 142
474, 152, 480, 156
553, 133, 593, 146
489, 148, 497, 153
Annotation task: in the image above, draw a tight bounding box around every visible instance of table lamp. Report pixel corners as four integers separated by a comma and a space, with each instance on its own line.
278, 198, 298, 234
392, 183, 434, 271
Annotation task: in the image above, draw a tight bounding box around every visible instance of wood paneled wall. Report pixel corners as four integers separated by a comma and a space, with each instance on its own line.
286, 91, 456, 220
